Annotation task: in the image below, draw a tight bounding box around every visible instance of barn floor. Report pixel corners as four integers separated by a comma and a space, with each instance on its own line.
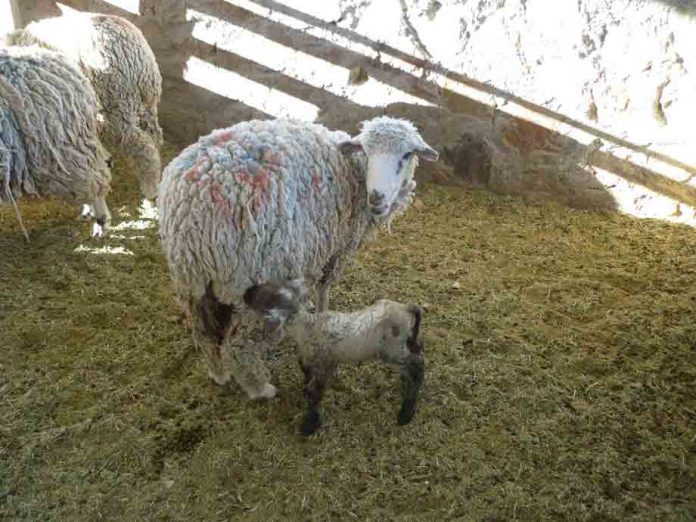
1, 149, 695, 521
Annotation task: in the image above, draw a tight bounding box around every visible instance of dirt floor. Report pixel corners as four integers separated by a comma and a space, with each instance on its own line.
1, 149, 695, 521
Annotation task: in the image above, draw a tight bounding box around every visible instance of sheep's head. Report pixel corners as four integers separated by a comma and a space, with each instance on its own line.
338, 116, 438, 219
243, 279, 309, 341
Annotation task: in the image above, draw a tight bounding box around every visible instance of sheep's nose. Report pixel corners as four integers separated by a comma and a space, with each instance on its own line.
368, 190, 385, 206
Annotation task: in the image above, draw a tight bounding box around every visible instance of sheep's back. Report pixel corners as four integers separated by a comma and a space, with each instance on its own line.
15, 13, 162, 134
0, 46, 110, 202
0, 97, 33, 202
159, 119, 368, 303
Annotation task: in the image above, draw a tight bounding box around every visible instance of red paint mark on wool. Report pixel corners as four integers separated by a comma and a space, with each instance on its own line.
311, 170, 322, 192
213, 130, 236, 146
183, 152, 211, 182
210, 181, 233, 218
235, 166, 271, 214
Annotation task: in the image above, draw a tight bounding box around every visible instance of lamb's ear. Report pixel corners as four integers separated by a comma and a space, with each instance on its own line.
243, 285, 264, 310
286, 278, 310, 304
338, 139, 363, 155
263, 313, 286, 342
415, 143, 439, 162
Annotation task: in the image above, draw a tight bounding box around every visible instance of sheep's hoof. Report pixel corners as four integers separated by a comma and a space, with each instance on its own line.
139, 199, 158, 220
207, 369, 230, 386
397, 402, 417, 425
300, 411, 321, 436
77, 204, 94, 221
90, 221, 107, 239
248, 383, 278, 400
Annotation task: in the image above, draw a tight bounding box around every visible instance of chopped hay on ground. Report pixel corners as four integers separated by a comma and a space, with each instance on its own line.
1, 148, 695, 521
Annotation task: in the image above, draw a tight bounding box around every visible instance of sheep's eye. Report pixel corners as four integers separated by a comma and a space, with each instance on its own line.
402, 152, 413, 161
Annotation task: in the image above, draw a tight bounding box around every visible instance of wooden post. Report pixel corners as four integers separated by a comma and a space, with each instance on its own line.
9, 0, 21, 28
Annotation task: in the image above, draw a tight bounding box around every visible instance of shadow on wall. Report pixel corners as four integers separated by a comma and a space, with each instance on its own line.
16, 0, 696, 221
651, 0, 696, 17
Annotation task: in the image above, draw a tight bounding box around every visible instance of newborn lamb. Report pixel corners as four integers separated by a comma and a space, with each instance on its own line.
244, 280, 425, 435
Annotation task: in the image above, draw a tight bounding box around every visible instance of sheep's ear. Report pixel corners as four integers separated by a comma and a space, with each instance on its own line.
415, 144, 439, 162
338, 139, 363, 155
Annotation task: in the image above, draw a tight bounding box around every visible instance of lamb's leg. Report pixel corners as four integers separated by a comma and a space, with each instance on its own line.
90, 195, 111, 238
316, 285, 331, 313
398, 353, 424, 425
220, 310, 277, 400
299, 358, 335, 436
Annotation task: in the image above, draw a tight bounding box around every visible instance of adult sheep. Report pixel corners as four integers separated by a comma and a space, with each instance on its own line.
158, 117, 438, 399
0, 45, 111, 238
10, 7, 163, 204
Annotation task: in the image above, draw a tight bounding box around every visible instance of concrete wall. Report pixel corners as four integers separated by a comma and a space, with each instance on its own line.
12, 0, 696, 224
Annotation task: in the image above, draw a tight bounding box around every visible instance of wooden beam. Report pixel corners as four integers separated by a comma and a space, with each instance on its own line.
9, 0, 22, 28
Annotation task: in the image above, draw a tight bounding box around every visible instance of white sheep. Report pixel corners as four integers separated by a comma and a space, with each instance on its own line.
243, 279, 425, 435
158, 116, 437, 399
10, 7, 163, 204
0, 45, 111, 238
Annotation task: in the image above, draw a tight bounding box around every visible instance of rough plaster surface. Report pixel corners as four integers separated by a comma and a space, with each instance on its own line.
13, 0, 696, 220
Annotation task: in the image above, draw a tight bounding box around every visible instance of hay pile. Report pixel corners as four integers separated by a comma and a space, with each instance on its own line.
1, 148, 694, 520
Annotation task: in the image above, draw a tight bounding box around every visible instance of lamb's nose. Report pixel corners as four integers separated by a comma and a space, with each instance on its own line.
368, 190, 385, 206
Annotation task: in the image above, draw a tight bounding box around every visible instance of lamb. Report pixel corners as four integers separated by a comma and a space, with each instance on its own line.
158, 116, 438, 399
0, 45, 111, 238
10, 7, 163, 205
243, 279, 425, 435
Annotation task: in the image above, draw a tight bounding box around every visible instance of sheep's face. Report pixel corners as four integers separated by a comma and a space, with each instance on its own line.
339, 117, 438, 218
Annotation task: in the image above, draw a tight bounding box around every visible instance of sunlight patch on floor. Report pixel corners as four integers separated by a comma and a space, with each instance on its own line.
74, 244, 134, 256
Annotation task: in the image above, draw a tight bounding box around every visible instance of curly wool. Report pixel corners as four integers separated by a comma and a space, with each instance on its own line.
158, 119, 409, 305
0, 45, 110, 205
11, 10, 163, 199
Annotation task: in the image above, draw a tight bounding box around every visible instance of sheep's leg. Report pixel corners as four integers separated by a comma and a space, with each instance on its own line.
90, 195, 111, 238
220, 310, 277, 399
397, 353, 424, 425
191, 321, 229, 385
299, 358, 335, 436
189, 288, 232, 385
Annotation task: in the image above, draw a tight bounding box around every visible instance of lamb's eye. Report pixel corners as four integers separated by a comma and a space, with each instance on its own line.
402, 152, 413, 161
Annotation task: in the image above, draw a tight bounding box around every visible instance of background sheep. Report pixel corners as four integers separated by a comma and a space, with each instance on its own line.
243, 279, 425, 435
0, 45, 111, 238
158, 117, 438, 399
10, 7, 163, 204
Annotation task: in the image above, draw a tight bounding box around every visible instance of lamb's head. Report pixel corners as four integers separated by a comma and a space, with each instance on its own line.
338, 116, 438, 218
243, 279, 309, 341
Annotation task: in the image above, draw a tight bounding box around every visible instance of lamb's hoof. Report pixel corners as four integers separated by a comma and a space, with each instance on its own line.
207, 369, 230, 386
300, 411, 321, 436
90, 221, 107, 239
77, 204, 94, 221
397, 403, 417, 425
248, 383, 277, 400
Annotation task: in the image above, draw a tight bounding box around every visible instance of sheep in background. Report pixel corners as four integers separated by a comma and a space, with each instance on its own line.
0, 45, 111, 238
158, 116, 438, 399
10, 7, 163, 206
244, 279, 425, 435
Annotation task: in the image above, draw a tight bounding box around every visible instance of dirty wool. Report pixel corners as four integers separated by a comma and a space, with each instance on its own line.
1, 148, 694, 521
